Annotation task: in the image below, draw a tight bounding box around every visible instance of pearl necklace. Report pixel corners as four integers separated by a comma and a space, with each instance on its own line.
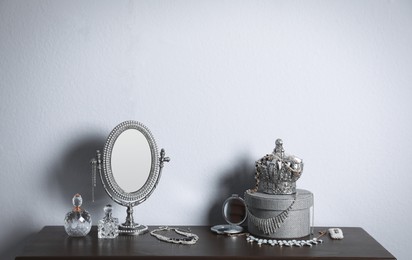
246, 235, 323, 247
246, 230, 327, 247
150, 227, 199, 245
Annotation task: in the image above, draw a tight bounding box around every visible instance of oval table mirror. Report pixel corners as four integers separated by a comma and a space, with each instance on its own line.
91, 120, 170, 235
211, 194, 247, 234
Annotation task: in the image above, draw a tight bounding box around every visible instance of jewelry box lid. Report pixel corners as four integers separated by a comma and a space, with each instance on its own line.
244, 189, 313, 211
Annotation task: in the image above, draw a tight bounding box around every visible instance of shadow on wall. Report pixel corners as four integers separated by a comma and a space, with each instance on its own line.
3, 133, 109, 260
44, 133, 109, 218
207, 154, 256, 225
1, 229, 38, 260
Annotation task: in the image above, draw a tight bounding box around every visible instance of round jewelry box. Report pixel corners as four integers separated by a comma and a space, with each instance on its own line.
244, 189, 313, 239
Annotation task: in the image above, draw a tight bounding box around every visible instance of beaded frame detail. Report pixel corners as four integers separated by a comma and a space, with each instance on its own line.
101, 120, 160, 207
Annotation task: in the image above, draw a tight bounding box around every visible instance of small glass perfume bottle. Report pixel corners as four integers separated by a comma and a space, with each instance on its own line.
98, 204, 119, 239
64, 194, 92, 237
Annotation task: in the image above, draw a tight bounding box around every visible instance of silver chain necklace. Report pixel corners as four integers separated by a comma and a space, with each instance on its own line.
150, 226, 199, 245
246, 192, 297, 235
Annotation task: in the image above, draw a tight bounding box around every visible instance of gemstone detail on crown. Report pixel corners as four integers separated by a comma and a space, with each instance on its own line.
254, 139, 303, 195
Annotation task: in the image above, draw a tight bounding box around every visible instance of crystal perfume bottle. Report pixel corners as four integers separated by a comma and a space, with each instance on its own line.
98, 204, 119, 239
64, 194, 92, 237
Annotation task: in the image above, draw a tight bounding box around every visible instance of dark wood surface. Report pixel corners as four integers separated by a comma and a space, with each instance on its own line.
16, 226, 396, 259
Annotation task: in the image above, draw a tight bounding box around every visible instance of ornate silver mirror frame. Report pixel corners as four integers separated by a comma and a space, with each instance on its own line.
92, 120, 169, 235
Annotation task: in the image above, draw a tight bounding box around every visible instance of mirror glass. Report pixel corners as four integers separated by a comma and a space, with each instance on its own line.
224, 197, 247, 225
111, 129, 151, 193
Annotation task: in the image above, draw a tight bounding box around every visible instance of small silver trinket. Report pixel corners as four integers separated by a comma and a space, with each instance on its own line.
329, 228, 344, 239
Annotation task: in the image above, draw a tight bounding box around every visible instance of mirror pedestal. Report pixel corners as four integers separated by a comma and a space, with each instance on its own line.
118, 205, 148, 235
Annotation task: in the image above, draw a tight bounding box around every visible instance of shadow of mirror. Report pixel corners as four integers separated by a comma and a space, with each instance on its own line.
206, 154, 255, 225
45, 133, 108, 217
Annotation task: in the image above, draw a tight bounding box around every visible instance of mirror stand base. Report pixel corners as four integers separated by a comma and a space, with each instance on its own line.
118, 205, 148, 235
119, 224, 148, 236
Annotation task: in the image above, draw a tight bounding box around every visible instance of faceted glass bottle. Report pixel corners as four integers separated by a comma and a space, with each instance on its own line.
98, 204, 119, 238
64, 194, 92, 237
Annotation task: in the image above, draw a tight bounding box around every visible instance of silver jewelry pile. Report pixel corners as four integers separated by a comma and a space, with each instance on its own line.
150, 226, 199, 245
246, 235, 323, 247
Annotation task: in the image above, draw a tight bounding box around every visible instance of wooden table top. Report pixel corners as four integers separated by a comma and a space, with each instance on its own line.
16, 226, 396, 259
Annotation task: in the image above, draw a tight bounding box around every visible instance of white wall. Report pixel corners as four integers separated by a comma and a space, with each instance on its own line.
1, 0, 411, 259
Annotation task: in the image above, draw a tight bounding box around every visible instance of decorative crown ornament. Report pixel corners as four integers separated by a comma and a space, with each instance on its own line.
253, 139, 303, 195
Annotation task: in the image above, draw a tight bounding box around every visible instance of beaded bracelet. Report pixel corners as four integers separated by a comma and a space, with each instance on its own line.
247, 235, 323, 247
246, 230, 326, 247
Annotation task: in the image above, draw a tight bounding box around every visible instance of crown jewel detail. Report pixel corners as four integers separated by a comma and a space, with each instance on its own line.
254, 139, 303, 195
